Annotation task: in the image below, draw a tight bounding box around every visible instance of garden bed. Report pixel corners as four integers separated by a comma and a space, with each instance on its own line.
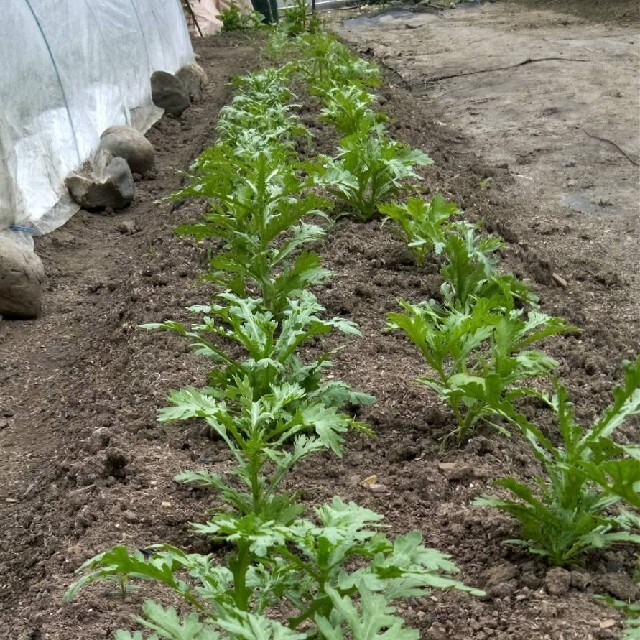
0, 14, 638, 640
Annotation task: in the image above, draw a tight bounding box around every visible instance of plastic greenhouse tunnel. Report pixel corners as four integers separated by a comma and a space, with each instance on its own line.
0, 0, 194, 248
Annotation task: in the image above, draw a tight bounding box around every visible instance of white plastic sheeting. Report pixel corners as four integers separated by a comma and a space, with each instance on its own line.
0, 0, 194, 242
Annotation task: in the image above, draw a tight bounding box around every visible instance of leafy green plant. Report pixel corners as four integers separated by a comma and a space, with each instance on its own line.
175, 147, 329, 317
379, 195, 460, 266
316, 129, 432, 220
215, 66, 309, 152
231, 65, 296, 103
296, 33, 381, 92
281, 0, 314, 36
476, 355, 640, 566
166, 375, 366, 520
217, 100, 308, 149
387, 298, 576, 443
144, 290, 374, 409
320, 84, 387, 136
67, 499, 482, 638
114, 600, 302, 639
220, 3, 265, 31
265, 28, 296, 61
439, 221, 537, 310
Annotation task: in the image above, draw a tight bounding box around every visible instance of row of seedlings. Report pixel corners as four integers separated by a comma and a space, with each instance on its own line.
279, 27, 640, 636
65, 25, 485, 640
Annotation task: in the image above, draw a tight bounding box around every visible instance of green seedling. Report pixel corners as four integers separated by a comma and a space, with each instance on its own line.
217, 100, 309, 149
317, 128, 432, 221
296, 33, 381, 92
220, 3, 265, 31
281, 0, 320, 36
143, 290, 374, 409
387, 298, 576, 444
440, 221, 537, 310
476, 355, 640, 566
175, 146, 330, 317
320, 84, 387, 136
231, 65, 297, 103
379, 195, 460, 266
67, 499, 482, 638
165, 376, 366, 520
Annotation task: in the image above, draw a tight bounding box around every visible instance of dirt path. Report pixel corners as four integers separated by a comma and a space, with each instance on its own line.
336, 1, 640, 346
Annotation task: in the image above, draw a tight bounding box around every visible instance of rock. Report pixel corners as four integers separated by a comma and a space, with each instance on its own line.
570, 570, 591, 590
97, 125, 155, 175
521, 571, 543, 589
438, 461, 473, 481
66, 157, 134, 211
175, 62, 208, 103
88, 427, 112, 453
389, 442, 420, 462
545, 567, 571, 595
483, 562, 519, 598
116, 220, 137, 235
76, 504, 95, 527
122, 510, 139, 524
552, 272, 568, 288
0, 237, 45, 319
151, 71, 190, 117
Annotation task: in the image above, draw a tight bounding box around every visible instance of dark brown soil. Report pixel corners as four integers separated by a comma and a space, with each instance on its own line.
1, 23, 638, 640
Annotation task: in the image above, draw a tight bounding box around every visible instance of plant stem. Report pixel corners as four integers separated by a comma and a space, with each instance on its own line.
229, 542, 253, 611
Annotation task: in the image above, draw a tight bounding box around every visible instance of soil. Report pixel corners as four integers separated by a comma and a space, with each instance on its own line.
508, 0, 639, 24
336, 0, 640, 357
1, 7, 639, 640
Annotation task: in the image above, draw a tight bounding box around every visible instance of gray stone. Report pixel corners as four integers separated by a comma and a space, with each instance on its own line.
88, 427, 112, 454
123, 510, 139, 524
151, 71, 190, 117
484, 562, 519, 586
570, 569, 592, 591
520, 571, 543, 589
66, 157, 134, 211
97, 125, 155, 175
0, 238, 45, 319
116, 220, 137, 235
438, 461, 473, 481
176, 62, 208, 103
